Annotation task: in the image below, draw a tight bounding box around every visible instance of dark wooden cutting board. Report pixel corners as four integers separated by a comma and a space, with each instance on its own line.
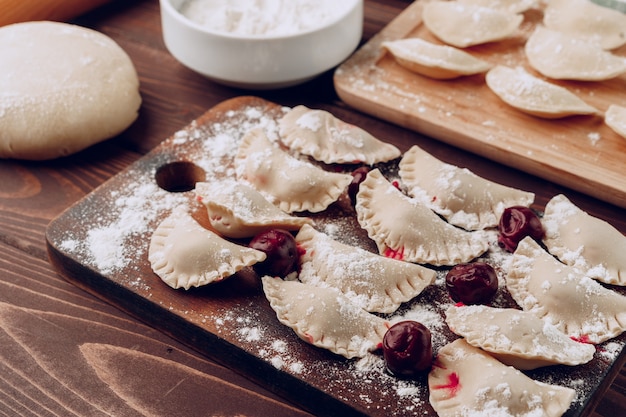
46, 96, 626, 417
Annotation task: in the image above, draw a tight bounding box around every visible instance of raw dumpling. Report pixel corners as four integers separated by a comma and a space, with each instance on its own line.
261, 276, 388, 359
355, 169, 489, 266
149, 208, 266, 290
296, 224, 436, 313
542, 194, 626, 286
234, 127, 352, 213
457, 0, 537, 13
605, 105, 626, 140
525, 26, 626, 81
422, 1, 523, 48
445, 304, 596, 370
278, 105, 401, 165
428, 339, 576, 417
506, 237, 626, 344
485, 65, 600, 118
381, 38, 492, 80
543, 0, 626, 50
398, 144, 534, 230
195, 179, 312, 238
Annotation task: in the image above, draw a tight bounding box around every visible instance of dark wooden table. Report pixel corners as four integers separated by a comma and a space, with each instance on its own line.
1, 1, 624, 416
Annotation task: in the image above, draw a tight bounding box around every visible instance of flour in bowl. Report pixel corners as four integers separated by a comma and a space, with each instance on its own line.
178, 0, 358, 36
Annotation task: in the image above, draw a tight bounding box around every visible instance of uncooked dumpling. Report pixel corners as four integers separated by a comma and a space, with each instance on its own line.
234, 127, 352, 213
355, 169, 489, 266
296, 224, 436, 313
422, 1, 523, 48
525, 26, 626, 81
605, 105, 626, 140
457, 0, 537, 13
195, 179, 312, 238
506, 237, 626, 344
543, 0, 626, 50
261, 276, 388, 359
381, 38, 492, 80
542, 194, 626, 286
445, 304, 596, 370
399, 144, 534, 230
485, 65, 600, 118
278, 105, 401, 164
428, 339, 576, 417
149, 208, 266, 289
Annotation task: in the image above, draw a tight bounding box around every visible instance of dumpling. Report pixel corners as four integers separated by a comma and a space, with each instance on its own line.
381, 38, 492, 80
525, 26, 626, 81
234, 127, 352, 213
261, 276, 388, 359
398, 144, 534, 230
485, 65, 600, 118
605, 105, 626, 140
148, 208, 266, 290
542, 194, 626, 286
445, 304, 596, 370
296, 224, 436, 313
543, 0, 626, 50
195, 179, 312, 238
457, 0, 537, 14
428, 339, 576, 417
506, 237, 626, 344
355, 169, 489, 266
278, 105, 401, 165
422, 1, 523, 48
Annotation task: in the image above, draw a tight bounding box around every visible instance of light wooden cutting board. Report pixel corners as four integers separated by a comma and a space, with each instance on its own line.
334, 0, 626, 209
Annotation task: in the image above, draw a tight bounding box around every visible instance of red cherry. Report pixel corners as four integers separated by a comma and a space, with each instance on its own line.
445, 262, 498, 305
348, 166, 370, 205
249, 229, 298, 277
498, 206, 545, 252
382, 321, 432, 377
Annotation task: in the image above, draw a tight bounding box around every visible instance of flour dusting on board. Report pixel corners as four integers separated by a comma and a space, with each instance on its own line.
59, 176, 188, 275
51, 101, 626, 417
58, 106, 282, 276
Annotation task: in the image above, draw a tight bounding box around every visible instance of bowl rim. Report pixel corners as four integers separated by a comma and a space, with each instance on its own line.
160, 0, 362, 41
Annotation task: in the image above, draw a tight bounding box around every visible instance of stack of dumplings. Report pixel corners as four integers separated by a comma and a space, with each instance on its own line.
146, 103, 626, 417
149, 104, 403, 292
381, 0, 626, 138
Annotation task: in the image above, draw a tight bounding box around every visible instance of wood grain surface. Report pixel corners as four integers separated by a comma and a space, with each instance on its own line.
1, 1, 625, 416
335, 0, 626, 209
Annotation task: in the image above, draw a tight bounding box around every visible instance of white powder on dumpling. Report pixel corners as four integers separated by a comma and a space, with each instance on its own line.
296, 112, 322, 132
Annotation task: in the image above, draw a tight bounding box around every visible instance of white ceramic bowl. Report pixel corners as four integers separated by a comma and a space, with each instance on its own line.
160, 0, 363, 89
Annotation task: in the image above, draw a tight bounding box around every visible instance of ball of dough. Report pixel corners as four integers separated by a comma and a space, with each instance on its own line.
0, 21, 142, 160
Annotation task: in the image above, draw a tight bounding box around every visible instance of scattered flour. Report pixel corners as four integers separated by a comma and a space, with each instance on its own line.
59, 106, 282, 277
588, 131, 601, 145
239, 326, 262, 342
61, 175, 188, 275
